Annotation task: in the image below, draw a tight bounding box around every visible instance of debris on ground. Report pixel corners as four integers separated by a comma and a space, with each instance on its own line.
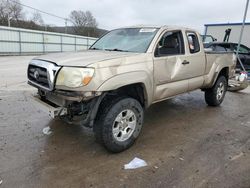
179, 157, 184, 161
124, 157, 148, 170
228, 72, 248, 91
0, 179, 3, 185
42, 126, 52, 135
229, 152, 244, 161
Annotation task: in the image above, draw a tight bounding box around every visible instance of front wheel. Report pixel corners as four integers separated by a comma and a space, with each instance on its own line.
205, 76, 228, 106
94, 97, 144, 153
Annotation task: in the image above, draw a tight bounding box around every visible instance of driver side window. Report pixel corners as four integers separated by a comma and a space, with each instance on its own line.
155, 31, 185, 57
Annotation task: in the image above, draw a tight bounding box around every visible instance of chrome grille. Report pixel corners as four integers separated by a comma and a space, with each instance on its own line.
27, 60, 60, 91
28, 65, 50, 88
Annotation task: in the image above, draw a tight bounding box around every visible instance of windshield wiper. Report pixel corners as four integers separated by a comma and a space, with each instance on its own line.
104, 48, 130, 52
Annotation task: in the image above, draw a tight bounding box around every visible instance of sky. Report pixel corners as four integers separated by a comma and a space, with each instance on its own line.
21, 0, 250, 33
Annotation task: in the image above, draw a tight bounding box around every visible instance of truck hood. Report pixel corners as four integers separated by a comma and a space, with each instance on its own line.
34, 50, 140, 67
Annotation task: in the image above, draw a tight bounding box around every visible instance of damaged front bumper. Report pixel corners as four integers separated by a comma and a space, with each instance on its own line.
32, 95, 68, 118
31, 89, 105, 127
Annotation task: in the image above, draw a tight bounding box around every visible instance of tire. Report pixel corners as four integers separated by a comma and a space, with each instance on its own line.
205, 76, 228, 106
94, 97, 144, 153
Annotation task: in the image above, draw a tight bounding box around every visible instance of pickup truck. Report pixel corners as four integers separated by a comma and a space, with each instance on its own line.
27, 26, 236, 152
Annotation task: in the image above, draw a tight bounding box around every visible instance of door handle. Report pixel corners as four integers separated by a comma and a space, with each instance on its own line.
182, 60, 190, 65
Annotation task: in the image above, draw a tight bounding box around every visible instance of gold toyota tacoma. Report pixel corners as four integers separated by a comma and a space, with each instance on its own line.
27, 26, 236, 152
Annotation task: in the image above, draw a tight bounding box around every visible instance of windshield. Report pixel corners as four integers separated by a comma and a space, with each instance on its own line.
90, 28, 159, 53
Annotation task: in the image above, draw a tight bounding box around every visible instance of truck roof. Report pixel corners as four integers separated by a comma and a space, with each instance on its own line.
120, 25, 197, 32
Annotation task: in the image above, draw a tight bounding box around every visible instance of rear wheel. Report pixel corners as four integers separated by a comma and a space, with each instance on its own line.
205, 76, 228, 106
94, 97, 144, 153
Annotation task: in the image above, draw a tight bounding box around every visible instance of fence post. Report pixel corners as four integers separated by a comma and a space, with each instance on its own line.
42, 33, 45, 54
75, 36, 77, 51
87, 37, 89, 49
18, 30, 22, 55
60, 35, 63, 52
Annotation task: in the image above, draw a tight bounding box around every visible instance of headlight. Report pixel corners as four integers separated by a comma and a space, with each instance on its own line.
56, 67, 95, 88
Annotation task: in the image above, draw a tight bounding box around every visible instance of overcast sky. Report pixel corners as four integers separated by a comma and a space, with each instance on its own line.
22, 0, 250, 32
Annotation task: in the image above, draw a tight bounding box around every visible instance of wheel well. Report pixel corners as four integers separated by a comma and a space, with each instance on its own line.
202, 67, 229, 92
104, 83, 147, 108
218, 67, 229, 80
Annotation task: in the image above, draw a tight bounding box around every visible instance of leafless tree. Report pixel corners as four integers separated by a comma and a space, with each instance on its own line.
70, 10, 97, 28
31, 11, 44, 26
0, 1, 100, 35
8, 0, 24, 21
69, 10, 98, 37
0, 0, 9, 25
0, 0, 24, 26
0, 0, 48, 31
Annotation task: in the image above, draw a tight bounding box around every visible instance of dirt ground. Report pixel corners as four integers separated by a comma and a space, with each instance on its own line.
0, 56, 250, 188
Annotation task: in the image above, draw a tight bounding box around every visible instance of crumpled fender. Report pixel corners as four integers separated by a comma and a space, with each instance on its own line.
97, 71, 153, 106
203, 53, 234, 88
204, 64, 226, 88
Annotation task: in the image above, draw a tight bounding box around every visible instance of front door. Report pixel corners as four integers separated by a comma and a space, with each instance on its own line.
153, 30, 189, 101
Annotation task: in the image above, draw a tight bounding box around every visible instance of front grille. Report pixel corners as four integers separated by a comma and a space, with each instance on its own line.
27, 60, 60, 91
28, 65, 50, 88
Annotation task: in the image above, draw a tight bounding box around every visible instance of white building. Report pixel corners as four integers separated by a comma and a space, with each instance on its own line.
204, 22, 250, 47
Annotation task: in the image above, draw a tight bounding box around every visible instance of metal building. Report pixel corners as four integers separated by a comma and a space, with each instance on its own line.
0, 26, 97, 55
204, 22, 250, 47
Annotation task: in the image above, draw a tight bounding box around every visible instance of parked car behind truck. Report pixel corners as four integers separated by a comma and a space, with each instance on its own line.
204, 42, 250, 78
27, 26, 236, 152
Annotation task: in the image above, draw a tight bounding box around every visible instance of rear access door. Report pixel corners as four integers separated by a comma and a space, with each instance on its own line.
184, 31, 206, 91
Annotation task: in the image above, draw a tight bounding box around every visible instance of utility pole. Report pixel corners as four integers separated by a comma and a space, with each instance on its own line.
236, 0, 249, 72
7, 0, 11, 27
8, 15, 11, 27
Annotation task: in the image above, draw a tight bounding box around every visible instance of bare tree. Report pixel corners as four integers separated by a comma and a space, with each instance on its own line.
69, 10, 98, 37
70, 10, 97, 28
32, 11, 44, 26
0, 0, 9, 25
0, 0, 24, 26
8, 0, 24, 21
